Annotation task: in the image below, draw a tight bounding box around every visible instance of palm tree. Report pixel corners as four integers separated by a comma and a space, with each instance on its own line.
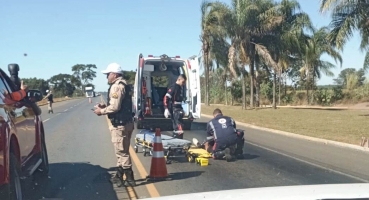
261, 0, 313, 108
320, 0, 369, 70
299, 27, 343, 104
210, 0, 279, 109
210, 36, 230, 104
200, 0, 228, 106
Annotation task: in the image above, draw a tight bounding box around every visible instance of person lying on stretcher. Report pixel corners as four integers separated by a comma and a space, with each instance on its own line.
194, 108, 244, 162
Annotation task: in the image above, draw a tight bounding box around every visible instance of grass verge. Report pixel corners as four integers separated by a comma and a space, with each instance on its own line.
202, 105, 369, 145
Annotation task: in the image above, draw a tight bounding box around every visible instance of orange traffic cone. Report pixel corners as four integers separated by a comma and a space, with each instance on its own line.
147, 128, 169, 181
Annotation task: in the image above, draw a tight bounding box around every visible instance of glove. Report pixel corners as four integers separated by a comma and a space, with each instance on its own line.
164, 109, 170, 118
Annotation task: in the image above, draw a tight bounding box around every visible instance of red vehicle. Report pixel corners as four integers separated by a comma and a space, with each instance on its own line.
0, 64, 49, 200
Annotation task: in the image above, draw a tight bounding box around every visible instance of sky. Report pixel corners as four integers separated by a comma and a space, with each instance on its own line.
0, 0, 366, 92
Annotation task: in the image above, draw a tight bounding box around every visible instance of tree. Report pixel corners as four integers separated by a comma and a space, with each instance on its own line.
334, 68, 366, 87
71, 64, 85, 88
262, 0, 313, 108
48, 74, 76, 97
22, 78, 49, 93
81, 64, 97, 85
210, 0, 280, 109
122, 70, 136, 85
200, 0, 225, 106
71, 64, 97, 89
299, 27, 342, 104
320, 0, 369, 71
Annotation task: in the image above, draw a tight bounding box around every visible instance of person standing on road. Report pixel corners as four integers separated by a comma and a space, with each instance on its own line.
163, 74, 187, 139
43, 90, 54, 114
93, 63, 136, 187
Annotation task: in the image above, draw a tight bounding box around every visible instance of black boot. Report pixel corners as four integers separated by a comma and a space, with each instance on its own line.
123, 168, 136, 187
224, 148, 233, 162
111, 167, 125, 187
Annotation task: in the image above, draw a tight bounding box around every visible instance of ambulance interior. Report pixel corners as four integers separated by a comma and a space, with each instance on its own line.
142, 60, 187, 117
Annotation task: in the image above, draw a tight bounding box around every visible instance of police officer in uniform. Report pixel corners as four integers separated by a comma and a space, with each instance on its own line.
163, 74, 186, 139
205, 108, 239, 162
94, 63, 136, 187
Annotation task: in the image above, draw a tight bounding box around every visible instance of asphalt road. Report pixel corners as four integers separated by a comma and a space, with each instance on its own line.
23, 97, 367, 200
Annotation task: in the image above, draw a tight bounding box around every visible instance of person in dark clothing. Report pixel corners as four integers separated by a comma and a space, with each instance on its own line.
205, 108, 238, 162
43, 90, 54, 114
163, 74, 186, 139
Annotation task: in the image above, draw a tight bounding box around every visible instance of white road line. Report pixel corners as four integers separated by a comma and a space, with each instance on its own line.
43, 118, 50, 122
64, 109, 68, 112
246, 141, 369, 183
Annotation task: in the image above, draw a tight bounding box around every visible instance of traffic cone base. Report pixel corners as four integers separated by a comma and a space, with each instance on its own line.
146, 175, 172, 182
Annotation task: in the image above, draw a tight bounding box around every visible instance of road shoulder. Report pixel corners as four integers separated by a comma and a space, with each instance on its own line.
201, 114, 369, 152
201, 114, 369, 182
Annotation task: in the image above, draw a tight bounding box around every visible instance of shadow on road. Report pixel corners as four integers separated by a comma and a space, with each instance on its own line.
239, 153, 259, 160
191, 122, 207, 130
132, 171, 204, 186
25, 162, 121, 200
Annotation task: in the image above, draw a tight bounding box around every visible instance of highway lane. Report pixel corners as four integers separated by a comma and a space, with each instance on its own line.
196, 114, 369, 182
24, 97, 145, 200
132, 124, 361, 197
23, 97, 364, 199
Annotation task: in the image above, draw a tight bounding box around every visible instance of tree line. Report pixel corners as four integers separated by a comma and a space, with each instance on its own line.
200, 0, 369, 108
21, 65, 136, 98
21, 64, 97, 98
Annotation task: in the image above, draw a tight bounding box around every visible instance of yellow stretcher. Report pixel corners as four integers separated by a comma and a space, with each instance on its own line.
186, 145, 212, 166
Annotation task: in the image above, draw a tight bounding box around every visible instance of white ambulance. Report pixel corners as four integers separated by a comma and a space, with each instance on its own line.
132, 54, 201, 130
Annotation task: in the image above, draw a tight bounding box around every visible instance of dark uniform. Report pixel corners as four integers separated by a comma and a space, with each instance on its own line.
164, 83, 184, 139
44, 91, 54, 114
206, 115, 238, 159
100, 77, 136, 187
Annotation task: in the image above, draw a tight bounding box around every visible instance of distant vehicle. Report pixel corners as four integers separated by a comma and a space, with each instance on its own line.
132, 54, 201, 130
85, 86, 95, 98
0, 64, 49, 200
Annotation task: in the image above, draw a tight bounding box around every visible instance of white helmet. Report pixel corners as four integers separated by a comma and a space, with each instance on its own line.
46, 90, 49, 93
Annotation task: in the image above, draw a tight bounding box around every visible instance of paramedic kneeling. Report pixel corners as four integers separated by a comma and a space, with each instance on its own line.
206, 108, 238, 162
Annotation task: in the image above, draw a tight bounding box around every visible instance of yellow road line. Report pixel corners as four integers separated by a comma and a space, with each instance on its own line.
103, 115, 137, 200
129, 145, 160, 197
100, 96, 160, 198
